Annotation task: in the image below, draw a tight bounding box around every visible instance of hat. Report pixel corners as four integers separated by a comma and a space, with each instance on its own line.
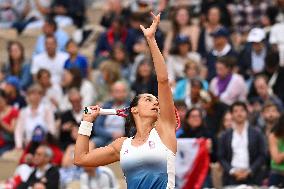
5, 76, 20, 91
175, 35, 190, 45
247, 28, 265, 43
32, 126, 46, 142
210, 27, 229, 38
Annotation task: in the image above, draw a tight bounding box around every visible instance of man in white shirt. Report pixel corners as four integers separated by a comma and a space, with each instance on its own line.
31, 35, 69, 85
218, 101, 266, 186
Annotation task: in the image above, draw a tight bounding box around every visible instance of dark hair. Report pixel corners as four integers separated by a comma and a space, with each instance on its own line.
0, 89, 8, 103
45, 16, 57, 31
216, 56, 236, 69
230, 101, 248, 113
7, 41, 25, 71
136, 57, 154, 82
125, 95, 142, 137
67, 68, 83, 89
37, 68, 51, 80
191, 78, 203, 88
110, 42, 129, 65
65, 39, 77, 49
172, 6, 191, 36
271, 113, 284, 138
183, 107, 203, 129
262, 100, 280, 113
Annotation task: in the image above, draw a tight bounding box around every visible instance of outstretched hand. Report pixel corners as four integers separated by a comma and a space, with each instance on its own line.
140, 12, 161, 39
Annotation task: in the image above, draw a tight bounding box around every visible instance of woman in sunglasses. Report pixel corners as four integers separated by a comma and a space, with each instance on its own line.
74, 12, 177, 189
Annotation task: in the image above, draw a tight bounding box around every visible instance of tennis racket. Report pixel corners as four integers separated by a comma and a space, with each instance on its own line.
84, 106, 181, 130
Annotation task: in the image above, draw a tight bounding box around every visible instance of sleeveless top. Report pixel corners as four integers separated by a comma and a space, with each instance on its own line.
120, 128, 175, 189
271, 138, 284, 172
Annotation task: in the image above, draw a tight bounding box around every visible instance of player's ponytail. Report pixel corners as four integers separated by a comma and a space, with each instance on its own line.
125, 95, 141, 137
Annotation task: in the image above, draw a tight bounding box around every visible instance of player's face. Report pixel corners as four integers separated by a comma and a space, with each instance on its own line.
137, 94, 159, 118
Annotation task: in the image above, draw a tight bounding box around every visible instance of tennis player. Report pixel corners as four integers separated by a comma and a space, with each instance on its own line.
74, 12, 177, 189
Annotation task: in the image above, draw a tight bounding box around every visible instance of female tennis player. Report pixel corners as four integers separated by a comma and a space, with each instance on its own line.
74, 12, 177, 189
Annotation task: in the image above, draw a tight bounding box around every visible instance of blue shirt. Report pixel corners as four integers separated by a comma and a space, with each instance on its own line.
33, 29, 69, 55
64, 54, 88, 78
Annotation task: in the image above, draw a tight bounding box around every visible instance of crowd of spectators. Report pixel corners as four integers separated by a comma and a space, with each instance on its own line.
0, 0, 284, 188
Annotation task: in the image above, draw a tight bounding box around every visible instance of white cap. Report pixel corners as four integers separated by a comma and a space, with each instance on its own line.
247, 28, 266, 43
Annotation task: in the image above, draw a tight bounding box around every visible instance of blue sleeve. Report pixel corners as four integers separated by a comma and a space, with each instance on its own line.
33, 36, 44, 55
174, 80, 186, 100
95, 33, 107, 57
81, 56, 88, 77
20, 63, 33, 90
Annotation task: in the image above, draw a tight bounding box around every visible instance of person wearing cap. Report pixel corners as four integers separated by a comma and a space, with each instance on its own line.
206, 27, 238, 81
239, 28, 269, 80
2, 76, 26, 109
167, 34, 201, 85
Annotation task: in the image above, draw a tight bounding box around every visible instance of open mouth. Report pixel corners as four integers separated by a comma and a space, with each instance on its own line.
151, 108, 159, 112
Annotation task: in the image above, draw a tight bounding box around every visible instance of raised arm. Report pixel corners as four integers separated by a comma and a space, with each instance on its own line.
74, 105, 126, 167
140, 13, 176, 130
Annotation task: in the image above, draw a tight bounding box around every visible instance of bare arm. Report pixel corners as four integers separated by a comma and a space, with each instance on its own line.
74, 105, 125, 167
140, 13, 176, 130
269, 133, 284, 164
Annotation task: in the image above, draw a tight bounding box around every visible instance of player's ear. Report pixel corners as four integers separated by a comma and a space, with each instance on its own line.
131, 107, 138, 114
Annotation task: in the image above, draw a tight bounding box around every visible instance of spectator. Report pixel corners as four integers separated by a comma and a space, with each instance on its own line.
164, 6, 200, 56
218, 111, 233, 136
36, 69, 63, 113
3, 41, 32, 90
15, 84, 56, 149
94, 60, 122, 103
268, 113, 284, 187
64, 39, 89, 78
50, 0, 86, 28
252, 75, 283, 111
131, 57, 158, 97
174, 59, 208, 101
33, 17, 69, 55
262, 50, 284, 103
19, 126, 63, 166
176, 107, 215, 186
60, 68, 95, 111
260, 101, 281, 137
58, 88, 83, 150
32, 35, 69, 85
110, 42, 132, 81
100, 0, 131, 28
218, 101, 266, 186
60, 143, 84, 188
206, 27, 238, 81
0, 0, 26, 28
202, 92, 229, 136
92, 81, 130, 147
79, 138, 118, 189
2, 76, 26, 109
198, 6, 223, 57
210, 56, 247, 105
0, 89, 19, 156
239, 28, 269, 80
185, 78, 210, 109
17, 145, 60, 189
80, 166, 119, 189
95, 16, 132, 57
167, 35, 201, 84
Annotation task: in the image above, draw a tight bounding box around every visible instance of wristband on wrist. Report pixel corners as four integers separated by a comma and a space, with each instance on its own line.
78, 121, 93, 137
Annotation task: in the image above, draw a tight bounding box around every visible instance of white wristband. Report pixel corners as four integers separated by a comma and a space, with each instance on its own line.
78, 121, 93, 137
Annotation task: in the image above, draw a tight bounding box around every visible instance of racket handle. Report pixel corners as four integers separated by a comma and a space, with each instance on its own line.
84, 107, 117, 115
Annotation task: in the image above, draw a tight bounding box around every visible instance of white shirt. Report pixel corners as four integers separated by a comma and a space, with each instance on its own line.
231, 122, 249, 169
80, 166, 119, 189
212, 43, 232, 57
269, 23, 284, 66
31, 52, 69, 85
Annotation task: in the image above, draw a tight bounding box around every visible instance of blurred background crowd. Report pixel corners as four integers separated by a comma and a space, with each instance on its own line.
0, 0, 284, 188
